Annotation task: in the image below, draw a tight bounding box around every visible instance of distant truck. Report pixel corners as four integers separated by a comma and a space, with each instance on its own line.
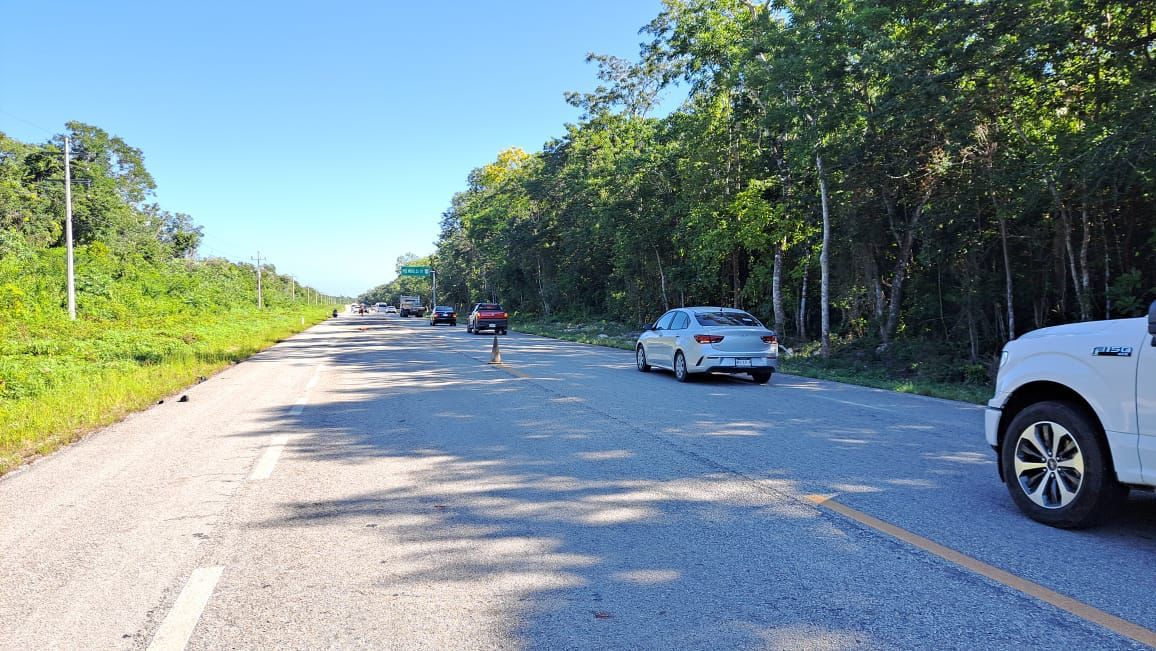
398, 295, 425, 318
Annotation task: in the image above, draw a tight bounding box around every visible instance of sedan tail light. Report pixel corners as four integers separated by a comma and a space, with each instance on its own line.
761, 335, 778, 344
694, 334, 725, 344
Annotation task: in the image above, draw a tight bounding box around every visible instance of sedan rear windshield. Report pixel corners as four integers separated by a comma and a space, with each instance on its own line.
476, 304, 503, 311
694, 311, 762, 327
434, 306, 454, 311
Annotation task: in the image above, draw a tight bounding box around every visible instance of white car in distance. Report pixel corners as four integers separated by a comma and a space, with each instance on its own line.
636, 307, 778, 384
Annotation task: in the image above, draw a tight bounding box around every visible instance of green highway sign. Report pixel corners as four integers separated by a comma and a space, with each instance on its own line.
400, 266, 431, 277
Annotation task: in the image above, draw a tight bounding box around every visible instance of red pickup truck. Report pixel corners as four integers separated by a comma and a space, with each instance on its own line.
467, 303, 508, 335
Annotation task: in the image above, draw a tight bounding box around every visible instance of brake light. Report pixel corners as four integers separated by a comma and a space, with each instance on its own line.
761, 335, 778, 344
497, 312, 507, 319
694, 334, 725, 344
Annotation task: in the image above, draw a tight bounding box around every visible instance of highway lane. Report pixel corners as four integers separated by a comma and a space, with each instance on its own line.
1, 312, 1153, 650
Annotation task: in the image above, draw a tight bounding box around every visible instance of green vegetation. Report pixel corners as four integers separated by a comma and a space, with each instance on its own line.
511, 315, 638, 351
1, 123, 341, 474
426, 1, 1155, 395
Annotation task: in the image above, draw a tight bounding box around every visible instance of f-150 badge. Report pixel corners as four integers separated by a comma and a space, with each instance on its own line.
1092, 346, 1133, 357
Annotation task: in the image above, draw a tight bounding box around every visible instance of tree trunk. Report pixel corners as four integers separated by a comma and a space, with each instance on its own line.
798, 258, 809, 339
882, 225, 915, 345
816, 153, 831, 358
996, 206, 1016, 340
1102, 220, 1111, 317
772, 239, 784, 336
537, 256, 550, 316
1079, 200, 1092, 320
1060, 208, 1086, 320
654, 246, 669, 311
732, 250, 741, 309
866, 247, 885, 325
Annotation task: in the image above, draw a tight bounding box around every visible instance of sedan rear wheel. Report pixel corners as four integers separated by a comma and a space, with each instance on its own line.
636, 345, 651, 372
1000, 401, 1125, 528
751, 371, 772, 384
674, 351, 690, 382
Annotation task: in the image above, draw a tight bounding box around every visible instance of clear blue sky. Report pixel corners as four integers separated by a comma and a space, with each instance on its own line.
0, 1, 674, 297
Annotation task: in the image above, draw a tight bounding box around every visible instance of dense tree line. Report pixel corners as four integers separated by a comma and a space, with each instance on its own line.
432, 0, 1156, 370
1, 122, 334, 319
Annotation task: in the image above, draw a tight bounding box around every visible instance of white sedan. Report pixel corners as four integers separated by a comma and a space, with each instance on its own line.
636, 307, 778, 384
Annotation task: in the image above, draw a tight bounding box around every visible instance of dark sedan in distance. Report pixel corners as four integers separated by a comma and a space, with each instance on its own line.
429, 306, 457, 326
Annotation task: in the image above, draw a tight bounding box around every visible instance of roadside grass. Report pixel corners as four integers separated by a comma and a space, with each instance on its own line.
510, 315, 637, 351
510, 315, 994, 404
0, 307, 332, 475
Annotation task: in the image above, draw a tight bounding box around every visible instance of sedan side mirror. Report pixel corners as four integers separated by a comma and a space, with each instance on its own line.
1148, 300, 1156, 336
643, 323, 655, 331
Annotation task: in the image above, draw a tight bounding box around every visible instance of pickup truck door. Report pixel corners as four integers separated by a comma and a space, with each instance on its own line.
1139, 322, 1156, 482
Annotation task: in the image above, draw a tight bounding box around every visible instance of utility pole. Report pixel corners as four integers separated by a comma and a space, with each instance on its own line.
252, 252, 264, 308
63, 135, 76, 320
289, 276, 295, 301
430, 269, 437, 311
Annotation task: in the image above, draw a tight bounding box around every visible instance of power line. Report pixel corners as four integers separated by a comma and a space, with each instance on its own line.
0, 108, 55, 136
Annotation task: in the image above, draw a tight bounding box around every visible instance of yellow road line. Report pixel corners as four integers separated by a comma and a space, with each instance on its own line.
804, 494, 1156, 647
499, 365, 530, 379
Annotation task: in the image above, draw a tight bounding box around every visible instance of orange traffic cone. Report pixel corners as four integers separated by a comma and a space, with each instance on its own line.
489, 335, 502, 364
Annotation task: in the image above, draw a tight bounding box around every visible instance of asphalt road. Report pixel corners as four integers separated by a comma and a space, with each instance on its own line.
2, 312, 1154, 650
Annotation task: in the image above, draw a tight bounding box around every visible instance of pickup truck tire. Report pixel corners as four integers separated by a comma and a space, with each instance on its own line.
1000, 401, 1125, 529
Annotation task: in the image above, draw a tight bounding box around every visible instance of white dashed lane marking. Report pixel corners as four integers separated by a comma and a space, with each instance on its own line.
249, 434, 290, 481
147, 566, 223, 651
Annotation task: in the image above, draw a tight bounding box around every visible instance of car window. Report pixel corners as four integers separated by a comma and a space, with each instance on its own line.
435, 306, 453, 311
654, 311, 677, 330
671, 312, 690, 330
475, 303, 501, 311
694, 311, 763, 327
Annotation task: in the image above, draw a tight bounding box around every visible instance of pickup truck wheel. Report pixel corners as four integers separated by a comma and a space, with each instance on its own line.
636, 345, 651, 372
674, 351, 691, 382
1000, 401, 1125, 528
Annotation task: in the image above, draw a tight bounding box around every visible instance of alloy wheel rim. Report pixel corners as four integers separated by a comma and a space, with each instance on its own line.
636, 347, 645, 369
1012, 420, 1085, 509
675, 355, 685, 378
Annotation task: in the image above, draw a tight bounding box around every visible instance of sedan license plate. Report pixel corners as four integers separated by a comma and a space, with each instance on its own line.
736, 358, 751, 367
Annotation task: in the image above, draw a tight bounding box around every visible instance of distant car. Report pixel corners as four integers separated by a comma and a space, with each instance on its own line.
635, 307, 778, 384
383, 306, 398, 315
467, 303, 508, 335
429, 305, 457, 326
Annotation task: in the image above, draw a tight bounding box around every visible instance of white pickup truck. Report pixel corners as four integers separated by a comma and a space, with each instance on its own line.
986, 301, 1156, 528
